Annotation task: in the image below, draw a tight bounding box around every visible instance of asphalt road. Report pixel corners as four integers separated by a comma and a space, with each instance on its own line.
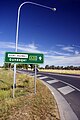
38, 71, 80, 120
18, 70, 80, 120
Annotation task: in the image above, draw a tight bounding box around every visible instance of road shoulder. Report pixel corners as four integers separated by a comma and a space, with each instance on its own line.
41, 80, 78, 120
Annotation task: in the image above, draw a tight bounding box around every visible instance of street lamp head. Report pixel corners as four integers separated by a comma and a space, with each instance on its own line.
52, 7, 56, 11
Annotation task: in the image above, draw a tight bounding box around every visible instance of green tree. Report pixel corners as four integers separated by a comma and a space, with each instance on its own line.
30, 64, 35, 69
45, 65, 49, 69
24, 64, 28, 69
50, 65, 55, 69
36, 64, 39, 68
4, 63, 9, 69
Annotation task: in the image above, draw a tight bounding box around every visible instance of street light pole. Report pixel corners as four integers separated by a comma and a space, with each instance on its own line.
16, 1, 56, 52
13, 1, 56, 97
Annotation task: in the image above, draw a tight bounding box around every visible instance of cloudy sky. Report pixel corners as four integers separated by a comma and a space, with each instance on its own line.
0, 0, 80, 67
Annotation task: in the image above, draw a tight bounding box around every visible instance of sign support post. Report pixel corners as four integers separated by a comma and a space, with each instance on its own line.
13, 63, 16, 98
34, 64, 36, 95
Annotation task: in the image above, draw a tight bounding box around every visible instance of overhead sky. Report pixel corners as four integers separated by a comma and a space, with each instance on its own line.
0, 0, 80, 67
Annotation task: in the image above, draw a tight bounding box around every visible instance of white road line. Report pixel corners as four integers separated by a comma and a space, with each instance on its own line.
37, 74, 42, 77
58, 86, 75, 95
47, 80, 59, 84
60, 80, 80, 92
17, 71, 25, 74
29, 73, 34, 76
42, 81, 78, 120
39, 76, 48, 80
47, 76, 80, 92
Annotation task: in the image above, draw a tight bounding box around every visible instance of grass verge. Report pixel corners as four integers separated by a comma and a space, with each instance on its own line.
0, 69, 60, 120
40, 69, 80, 75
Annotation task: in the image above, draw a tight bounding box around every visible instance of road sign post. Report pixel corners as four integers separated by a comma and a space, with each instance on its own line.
34, 64, 36, 94
13, 63, 16, 98
5, 52, 44, 97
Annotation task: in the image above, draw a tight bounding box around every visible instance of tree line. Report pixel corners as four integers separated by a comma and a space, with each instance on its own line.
1, 63, 39, 70
45, 65, 80, 70
1, 63, 80, 70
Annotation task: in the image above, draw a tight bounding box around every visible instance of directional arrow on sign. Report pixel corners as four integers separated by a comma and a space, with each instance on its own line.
39, 56, 42, 60
9, 58, 12, 61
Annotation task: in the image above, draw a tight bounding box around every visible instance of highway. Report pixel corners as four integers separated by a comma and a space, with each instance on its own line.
38, 71, 80, 119
18, 70, 80, 120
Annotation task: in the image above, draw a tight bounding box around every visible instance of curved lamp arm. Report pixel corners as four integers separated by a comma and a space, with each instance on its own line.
15, 1, 56, 52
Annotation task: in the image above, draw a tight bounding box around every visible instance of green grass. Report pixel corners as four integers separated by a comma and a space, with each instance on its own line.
0, 69, 60, 120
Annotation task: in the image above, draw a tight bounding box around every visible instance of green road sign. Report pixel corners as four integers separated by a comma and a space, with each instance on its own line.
5, 52, 44, 64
